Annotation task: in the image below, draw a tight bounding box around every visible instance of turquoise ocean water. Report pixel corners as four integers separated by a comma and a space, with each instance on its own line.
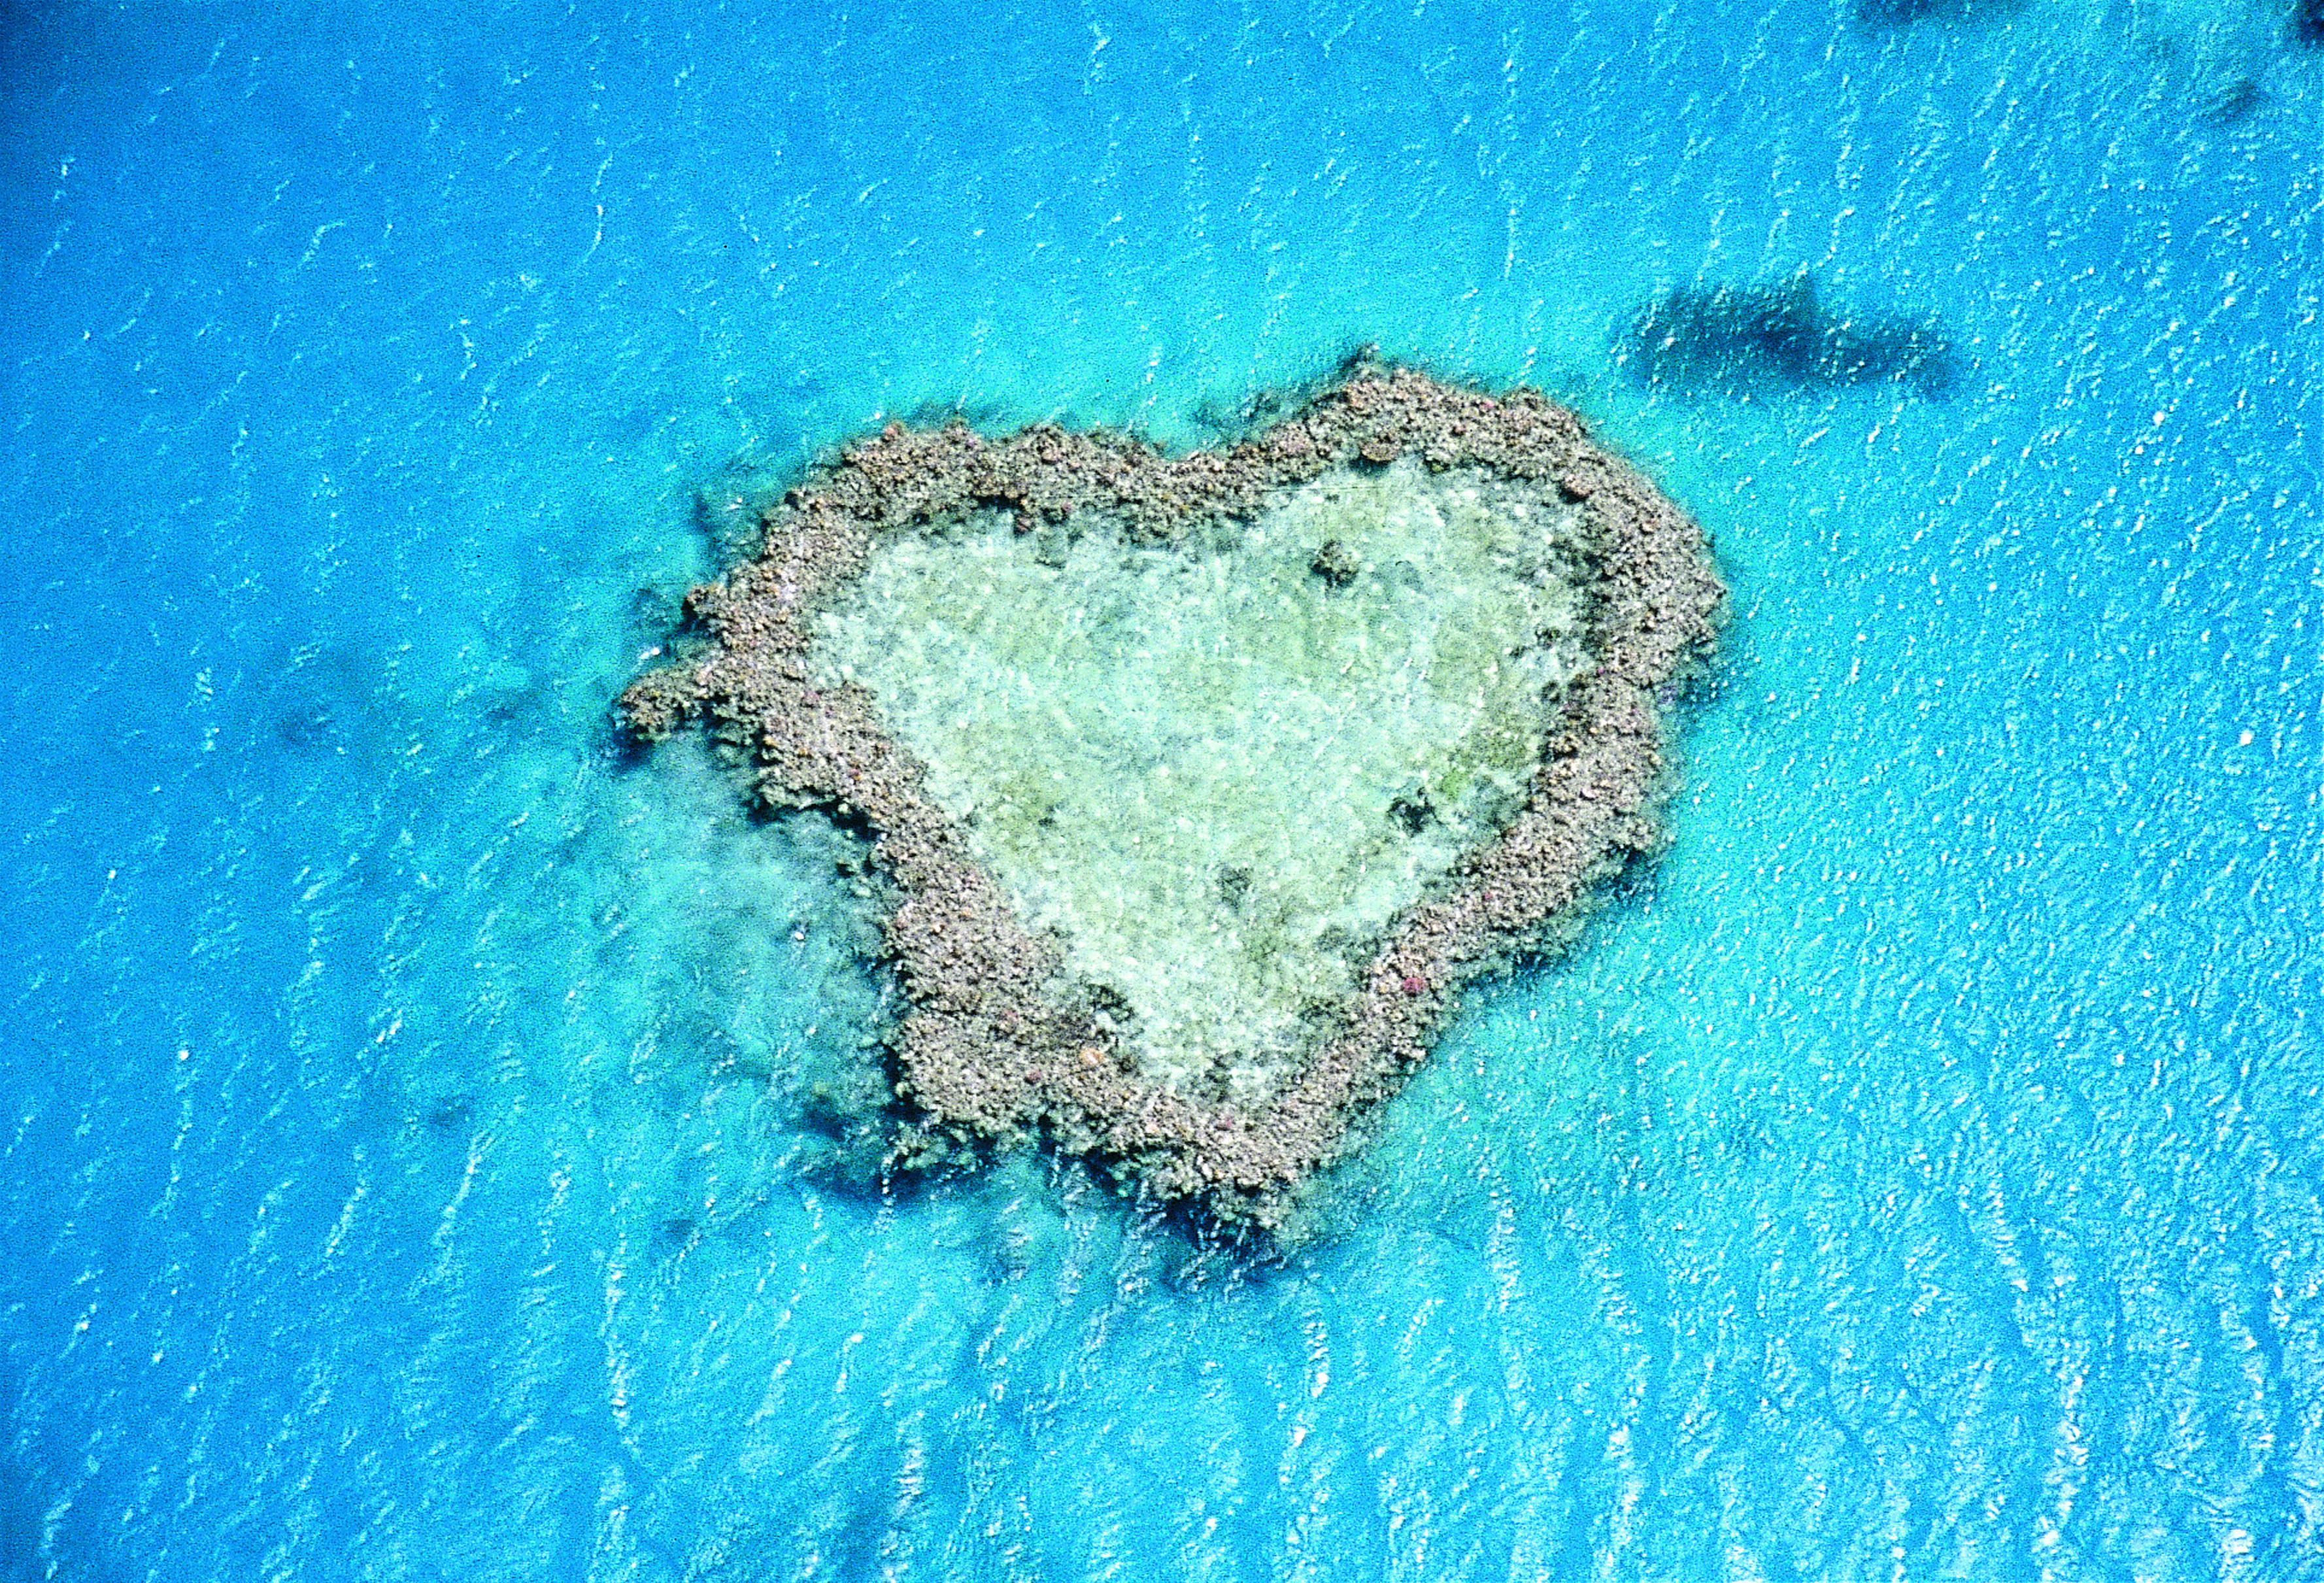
3, 1, 2319, 1577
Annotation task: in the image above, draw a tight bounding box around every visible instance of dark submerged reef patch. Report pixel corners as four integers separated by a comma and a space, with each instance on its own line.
1621, 273, 1960, 402
2204, 77, 2270, 123
1854, 0, 2025, 24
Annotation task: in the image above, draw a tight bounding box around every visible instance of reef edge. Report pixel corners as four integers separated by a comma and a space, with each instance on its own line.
620, 364, 1725, 1232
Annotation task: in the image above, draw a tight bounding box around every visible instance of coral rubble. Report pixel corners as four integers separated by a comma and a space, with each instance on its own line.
622, 364, 1723, 1229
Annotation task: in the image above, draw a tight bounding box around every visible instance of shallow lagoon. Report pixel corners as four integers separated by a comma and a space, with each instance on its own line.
814, 456, 1593, 1100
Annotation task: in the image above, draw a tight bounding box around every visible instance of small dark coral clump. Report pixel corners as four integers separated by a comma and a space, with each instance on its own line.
2295, 0, 2324, 48
1309, 537, 1361, 588
1623, 273, 1959, 402
620, 365, 1723, 1231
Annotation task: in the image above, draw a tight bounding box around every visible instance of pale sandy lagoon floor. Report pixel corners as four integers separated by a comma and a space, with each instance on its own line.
814, 459, 1591, 1100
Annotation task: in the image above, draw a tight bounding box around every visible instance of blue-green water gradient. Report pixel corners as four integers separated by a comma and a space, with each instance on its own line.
3, 0, 2319, 1577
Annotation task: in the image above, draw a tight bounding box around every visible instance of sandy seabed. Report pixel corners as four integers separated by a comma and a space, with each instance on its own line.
624, 364, 1724, 1231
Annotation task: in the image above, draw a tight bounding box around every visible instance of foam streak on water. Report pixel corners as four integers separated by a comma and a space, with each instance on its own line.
1, 0, 2317, 1578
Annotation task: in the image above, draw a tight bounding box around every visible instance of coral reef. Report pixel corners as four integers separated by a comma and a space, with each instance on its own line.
622, 364, 1723, 1230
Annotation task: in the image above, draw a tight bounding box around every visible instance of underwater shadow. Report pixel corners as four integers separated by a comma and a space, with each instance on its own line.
1853, 0, 2026, 26
1619, 273, 1961, 403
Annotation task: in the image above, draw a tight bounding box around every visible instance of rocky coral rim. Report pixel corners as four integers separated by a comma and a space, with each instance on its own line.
621, 364, 1725, 1229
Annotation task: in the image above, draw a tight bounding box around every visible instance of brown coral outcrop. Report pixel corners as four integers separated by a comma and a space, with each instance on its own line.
621, 365, 1723, 1229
